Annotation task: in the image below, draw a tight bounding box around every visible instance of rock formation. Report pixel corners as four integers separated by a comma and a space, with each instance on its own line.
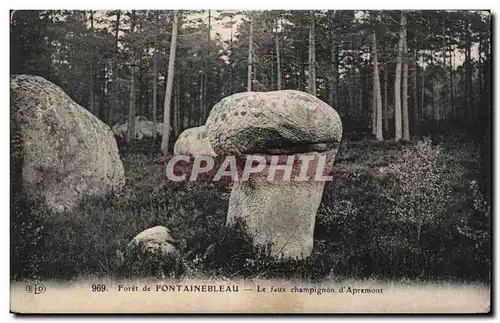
11, 74, 125, 212
205, 90, 342, 259
112, 116, 165, 140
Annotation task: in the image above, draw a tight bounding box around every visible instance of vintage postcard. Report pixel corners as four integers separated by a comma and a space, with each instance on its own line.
10, 9, 491, 314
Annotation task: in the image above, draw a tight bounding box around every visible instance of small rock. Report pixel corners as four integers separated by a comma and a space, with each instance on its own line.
128, 226, 177, 257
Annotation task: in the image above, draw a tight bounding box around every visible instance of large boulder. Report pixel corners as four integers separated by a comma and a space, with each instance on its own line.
206, 90, 342, 155
173, 125, 216, 156
10, 75, 125, 212
112, 116, 166, 140
205, 90, 342, 259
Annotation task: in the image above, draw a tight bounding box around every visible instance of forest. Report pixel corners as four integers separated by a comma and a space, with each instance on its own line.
10, 10, 492, 142
10, 10, 492, 282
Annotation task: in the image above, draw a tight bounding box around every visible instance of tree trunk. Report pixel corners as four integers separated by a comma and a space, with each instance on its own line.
372, 33, 383, 141
384, 66, 389, 132
161, 10, 179, 154
465, 20, 473, 121
275, 18, 282, 90
203, 10, 211, 123
199, 73, 204, 125
449, 42, 456, 118
430, 47, 438, 122
478, 34, 483, 110
358, 68, 363, 121
89, 10, 95, 115
327, 11, 338, 108
413, 45, 420, 137
394, 11, 406, 141
126, 10, 137, 143
441, 18, 450, 119
152, 51, 158, 144
109, 10, 120, 126
98, 60, 105, 121
308, 11, 316, 96
372, 69, 376, 134
126, 66, 136, 143
402, 29, 410, 140
173, 76, 180, 136
138, 64, 143, 117
247, 13, 253, 92
348, 70, 354, 118
229, 15, 234, 94
185, 84, 191, 128
421, 52, 426, 120
208, 10, 211, 40
299, 47, 305, 91
329, 37, 339, 109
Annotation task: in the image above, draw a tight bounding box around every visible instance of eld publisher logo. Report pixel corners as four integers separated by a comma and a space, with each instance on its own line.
26, 283, 46, 294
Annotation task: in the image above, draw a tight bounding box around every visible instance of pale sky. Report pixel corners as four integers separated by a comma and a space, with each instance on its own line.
186, 10, 243, 40
91, 10, 481, 69
198, 10, 480, 69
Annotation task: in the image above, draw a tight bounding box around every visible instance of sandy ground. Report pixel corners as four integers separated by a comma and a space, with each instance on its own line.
11, 278, 490, 314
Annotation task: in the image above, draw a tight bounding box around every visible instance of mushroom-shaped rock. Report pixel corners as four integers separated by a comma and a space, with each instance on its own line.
205, 90, 342, 259
112, 116, 165, 140
10, 75, 125, 213
128, 226, 177, 257
173, 125, 216, 156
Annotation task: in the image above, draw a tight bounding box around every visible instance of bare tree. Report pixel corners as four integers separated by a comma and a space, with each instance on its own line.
275, 17, 282, 90
199, 72, 204, 125
89, 10, 95, 116
229, 14, 234, 94
449, 39, 456, 118
465, 19, 473, 120
372, 71, 376, 135
247, 13, 254, 92
394, 11, 406, 141
173, 77, 180, 137
372, 32, 383, 140
441, 15, 450, 119
152, 51, 158, 143
328, 10, 338, 109
200, 10, 211, 123
126, 10, 137, 144
308, 11, 316, 96
402, 25, 410, 140
384, 66, 389, 132
413, 44, 420, 137
161, 10, 179, 154
109, 10, 120, 125
421, 50, 426, 120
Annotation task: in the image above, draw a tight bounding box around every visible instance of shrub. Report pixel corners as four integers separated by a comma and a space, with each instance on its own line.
10, 137, 490, 282
316, 137, 490, 281
381, 138, 452, 250
11, 198, 47, 280
118, 244, 185, 279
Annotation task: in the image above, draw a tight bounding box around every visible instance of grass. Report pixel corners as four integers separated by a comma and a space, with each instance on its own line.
10, 136, 491, 282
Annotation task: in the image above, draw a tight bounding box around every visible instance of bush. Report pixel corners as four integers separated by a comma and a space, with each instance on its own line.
10, 137, 490, 282
11, 198, 46, 280
316, 137, 490, 281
